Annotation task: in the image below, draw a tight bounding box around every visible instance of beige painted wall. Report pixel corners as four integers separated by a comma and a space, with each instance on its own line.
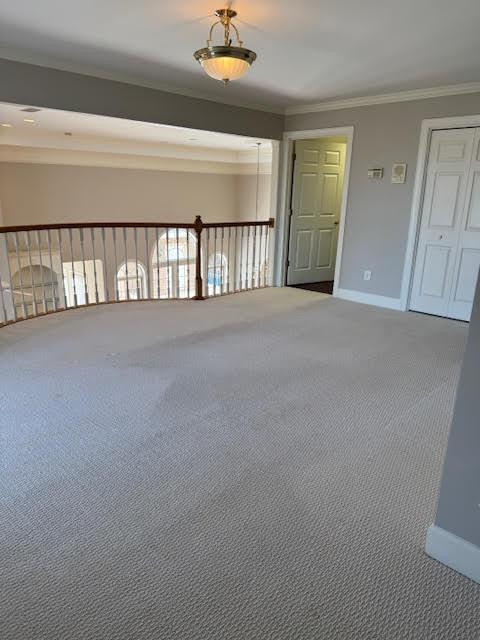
235, 174, 272, 221
286, 92, 480, 299
0, 162, 272, 226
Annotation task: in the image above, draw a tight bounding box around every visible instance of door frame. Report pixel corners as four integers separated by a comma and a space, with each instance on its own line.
274, 127, 354, 293
400, 114, 480, 311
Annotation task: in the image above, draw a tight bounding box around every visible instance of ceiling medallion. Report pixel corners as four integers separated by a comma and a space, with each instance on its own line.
193, 8, 257, 84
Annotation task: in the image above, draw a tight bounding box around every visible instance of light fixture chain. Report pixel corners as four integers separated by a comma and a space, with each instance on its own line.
255, 142, 261, 221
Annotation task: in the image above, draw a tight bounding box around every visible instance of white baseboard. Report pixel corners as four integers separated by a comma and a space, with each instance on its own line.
426, 525, 480, 584
335, 287, 403, 311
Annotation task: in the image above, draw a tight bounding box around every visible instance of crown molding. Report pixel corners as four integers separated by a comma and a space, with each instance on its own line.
0, 145, 272, 175
0, 130, 273, 166
5, 51, 479, 120
285, 83, 480, 116
0, 130, 241, 164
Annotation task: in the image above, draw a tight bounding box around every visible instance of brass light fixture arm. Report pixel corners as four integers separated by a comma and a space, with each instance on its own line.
229, 22, 243, 47
207, 20, 221, 46
206, 9, 244, 48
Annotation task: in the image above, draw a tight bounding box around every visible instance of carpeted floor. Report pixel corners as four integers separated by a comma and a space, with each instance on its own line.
1, 288, 480, 639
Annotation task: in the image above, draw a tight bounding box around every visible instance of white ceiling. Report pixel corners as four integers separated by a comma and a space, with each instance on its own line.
0, 102, 272, 163
0, 1, 479, 113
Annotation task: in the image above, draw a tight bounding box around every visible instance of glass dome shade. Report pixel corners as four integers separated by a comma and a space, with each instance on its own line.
194, 46, 257, 84
201, 55, 250, 82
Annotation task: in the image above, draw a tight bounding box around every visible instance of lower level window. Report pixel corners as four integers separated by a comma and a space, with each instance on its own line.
208, 253, 228, 295
116, 261, 147, 301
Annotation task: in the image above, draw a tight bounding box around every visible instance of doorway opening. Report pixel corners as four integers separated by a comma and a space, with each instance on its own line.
0, 101, 277, 321
285, 135, 349, 295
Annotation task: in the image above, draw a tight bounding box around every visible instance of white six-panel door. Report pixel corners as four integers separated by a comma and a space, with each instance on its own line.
410, 128, 480, 321
287, 139, 346, 285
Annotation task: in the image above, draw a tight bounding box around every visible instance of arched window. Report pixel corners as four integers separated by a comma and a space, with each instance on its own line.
117, 261, 147, 301
152, 229, 196, 299
63, 269, 86, 307
208, 253, 228, 296
12, 264, 59, 314
62, 259, 105, 307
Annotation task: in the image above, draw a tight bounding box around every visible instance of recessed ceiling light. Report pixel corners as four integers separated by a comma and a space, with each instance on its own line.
64, 132, 73, 136
188, 137, 197, 142
21, 107, 42, 113
24, 118, 36, 124
1, 123, 12, 128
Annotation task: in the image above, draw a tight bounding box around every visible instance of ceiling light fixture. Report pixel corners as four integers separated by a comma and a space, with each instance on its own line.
1, 123, 12, 128
194, 8, 256, 84
23, 118, 36, 124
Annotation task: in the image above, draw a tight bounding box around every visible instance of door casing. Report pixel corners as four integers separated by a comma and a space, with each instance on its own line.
402, 114, 480, 312
274, 127, 354, 294
287, 138, 347, 285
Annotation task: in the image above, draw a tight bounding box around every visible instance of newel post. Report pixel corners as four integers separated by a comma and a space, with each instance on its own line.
193, 215, 205, 300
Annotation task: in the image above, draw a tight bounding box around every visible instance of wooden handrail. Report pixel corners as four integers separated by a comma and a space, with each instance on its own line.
203, 218, 275, 229
0, 214, 275, 326
0, 218, 275, 234
0, 222, 196, 233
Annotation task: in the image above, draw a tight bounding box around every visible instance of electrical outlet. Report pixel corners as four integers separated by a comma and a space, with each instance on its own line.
363, 270, 372, 281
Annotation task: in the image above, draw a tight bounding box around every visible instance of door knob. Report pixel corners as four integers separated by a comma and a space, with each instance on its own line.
334, 221, 339, 226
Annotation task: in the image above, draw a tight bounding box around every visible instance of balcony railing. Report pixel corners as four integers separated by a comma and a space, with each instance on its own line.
0, 216, 275, 326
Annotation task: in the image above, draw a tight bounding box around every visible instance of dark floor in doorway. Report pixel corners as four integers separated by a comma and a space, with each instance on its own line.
290, 281, 334, 295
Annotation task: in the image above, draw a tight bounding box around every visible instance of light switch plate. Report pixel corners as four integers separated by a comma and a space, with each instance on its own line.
368, 168, 383, 180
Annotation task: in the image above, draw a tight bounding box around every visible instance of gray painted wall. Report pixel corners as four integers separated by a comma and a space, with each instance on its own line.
434, 274, 480, 548
286, 93, 480, 298
0, 58, 284, 140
